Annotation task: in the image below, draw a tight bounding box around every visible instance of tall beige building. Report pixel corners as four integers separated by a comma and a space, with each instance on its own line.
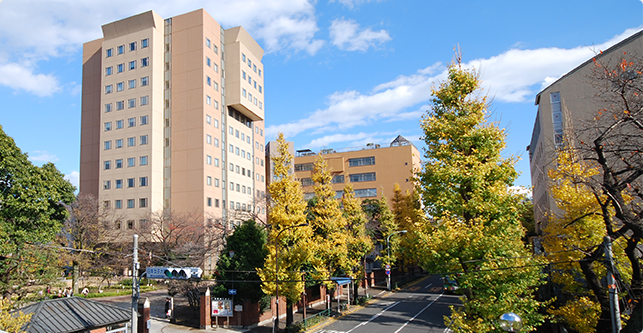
289, 136, 421, 204
80, 10, 267, 240
528, 30, 643, 232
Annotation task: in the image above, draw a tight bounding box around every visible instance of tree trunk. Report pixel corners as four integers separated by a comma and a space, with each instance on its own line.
286, 302, 294, 329
72, 261, 79, 296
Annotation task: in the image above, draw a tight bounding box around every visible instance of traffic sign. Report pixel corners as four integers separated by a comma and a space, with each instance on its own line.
228, 289, 237, 295
386, 269, 390, 275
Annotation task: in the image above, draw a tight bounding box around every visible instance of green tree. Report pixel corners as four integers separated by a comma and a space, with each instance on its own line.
213, 220, 268, 307
309, 155, 350, 282
256, 133, 312, 329
391, 184, 423, 269
414, 59, 547, 332
341, 183, 373, 299
0, 125, 76, 301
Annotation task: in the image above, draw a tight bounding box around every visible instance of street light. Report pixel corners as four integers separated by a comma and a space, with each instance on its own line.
273, 223, 309, 333
386, 230, 407, 291
499, 312, 522, 332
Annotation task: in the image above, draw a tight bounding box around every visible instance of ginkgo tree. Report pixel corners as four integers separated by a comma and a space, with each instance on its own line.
257, 133, 313, 330
414, 57, 547, 332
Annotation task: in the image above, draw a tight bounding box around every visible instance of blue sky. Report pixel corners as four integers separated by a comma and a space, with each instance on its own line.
1, 0, 642, 192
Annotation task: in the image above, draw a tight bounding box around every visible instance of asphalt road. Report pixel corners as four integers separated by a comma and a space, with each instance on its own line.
312, 275, 459, 333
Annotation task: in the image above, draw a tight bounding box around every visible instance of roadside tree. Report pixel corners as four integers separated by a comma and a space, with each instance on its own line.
414, 58, 547, 332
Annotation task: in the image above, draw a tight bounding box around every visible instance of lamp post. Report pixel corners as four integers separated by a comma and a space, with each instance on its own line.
386, 230, 407, 291
499, 312, 522, 332
273, 223, 309, 333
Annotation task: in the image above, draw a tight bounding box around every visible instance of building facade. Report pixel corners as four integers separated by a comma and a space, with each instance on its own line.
528, 30, 643, 232
80, 10, 267, 241
288, 136, 421, 204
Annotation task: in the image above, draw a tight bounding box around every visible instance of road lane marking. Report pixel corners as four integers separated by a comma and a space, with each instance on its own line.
346, 300, 401, 333
424, 283, 433, 289
393, 293, 444, 333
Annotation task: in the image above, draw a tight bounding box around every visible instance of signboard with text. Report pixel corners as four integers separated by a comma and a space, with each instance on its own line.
212, 299, 233, 316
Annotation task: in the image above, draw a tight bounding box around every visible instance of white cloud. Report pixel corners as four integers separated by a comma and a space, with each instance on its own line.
329, 18, 391, 52
64, 170, 79, 190
329, 0, 380, 9
0, 0, 325, 95
28, 151, 59, 164
509, 186, 532, 199
268, 28, 641, 139
0, 62, 60, 96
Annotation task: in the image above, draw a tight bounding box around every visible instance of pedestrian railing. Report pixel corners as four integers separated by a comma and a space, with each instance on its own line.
296, 308, 332, 331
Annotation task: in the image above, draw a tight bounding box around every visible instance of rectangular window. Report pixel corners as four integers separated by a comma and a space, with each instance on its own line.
139, 177, 148, 187
115, 159, 123, 169
213, 45, 218, 54
213, 81, 219, 91
551, 92, 564, 147
116, 100, 124, 110
105, 67, 113, 76
141, 76, 149, 86
127, 178, 134, 188
207, 197, 212, 207
350, 172, 376, 182
140, 96, 149, 105
213, 138, 219, 147
115, 139, 123, 148
128, 98, 136, 108
213, 63, 218, 72
242, 88, 246, 97
206, 57, 211, 67
236, 147, 240, 155
128, 117, 136, 127
115, 179, 122, 188
104, 160, 111, 170
141, 38, 149, 48
127, 157, 135, 167
140, 115, 148, 125
140, 135, 148, 145
206, 38, 211, 48
242, 71, 246, 80
116, 120, 123, 129
300, 178, 314, 186
117, 63, 124, 73
229, 126, 234, 135
104, 140, 111, 150
105, 103, 113, 112
206, 76, 211, 86
104, 122, 112, 131
207, 176, 212, 186
242, 53, 246, 62
105, 85, 113, 94
215, 199, 220, 207
129, 41, 137, 51
214, 119, 219, 128
248, 59, 252, 67
259, 85, 262, 93
128, 79, 136, 89
248, 76, 252, 84
127, 137, 135, 147
103, 180, 111, 190
259, 69, 262, 77
115, 200, 122, 209
206, 134, 212, 144
348, 156, 375, 167
206, 95, 211, 105
127, 199, 135, 208
140, 155, 148, 165
214, 158, 219, 167
229, 163, 234, 171
235, 130, 239, 138
214, 100, 219, 109
129, 60, 136, 70
295, 163, 314, 171
332, 175, 345, 183
117, 45, 124, 54
253, 64, 257, 72
215, 178, 220, 187
141, 57, 149, 67
206, 114, 212, 124
106, 48, 113, 57
116, 82, 123, 92
354, 188, 377, 198
207, 155, 212, 165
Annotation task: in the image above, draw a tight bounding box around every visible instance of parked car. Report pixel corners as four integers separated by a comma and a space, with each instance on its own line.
442, 275, 459, 294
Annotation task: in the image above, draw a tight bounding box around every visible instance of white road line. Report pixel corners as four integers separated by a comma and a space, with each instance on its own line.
424, 283, 433, 289
393, 293, 444, 333
346, 300, 401, 333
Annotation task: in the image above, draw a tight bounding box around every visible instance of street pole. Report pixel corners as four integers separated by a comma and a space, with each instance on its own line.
604, 236, 621, 333
273, 223, 308, 333
386, 230, 407, 291
131, 234, 139, 333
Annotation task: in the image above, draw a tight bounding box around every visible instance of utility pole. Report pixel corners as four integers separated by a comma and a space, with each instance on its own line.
132, 234, 139, 333
604, 236, 621, 333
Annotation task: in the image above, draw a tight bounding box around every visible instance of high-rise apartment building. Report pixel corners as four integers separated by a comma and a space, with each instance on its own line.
286, 136, 421, 204
80, 9, 267, 239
